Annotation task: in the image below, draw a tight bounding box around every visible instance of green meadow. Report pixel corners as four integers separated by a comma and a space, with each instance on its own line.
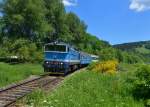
0, 63, 43, 87
23, 65, 145, 107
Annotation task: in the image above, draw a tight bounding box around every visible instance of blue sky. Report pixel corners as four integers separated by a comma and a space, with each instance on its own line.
63, 0, 150, 44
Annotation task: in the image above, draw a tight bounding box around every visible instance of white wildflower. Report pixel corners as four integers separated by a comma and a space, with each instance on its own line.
43, 100, 47, 103
100, 99, 105, 102
54, 99, 59, 102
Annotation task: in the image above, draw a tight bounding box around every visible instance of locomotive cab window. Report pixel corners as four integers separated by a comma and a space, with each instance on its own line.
45, 45, 67, 52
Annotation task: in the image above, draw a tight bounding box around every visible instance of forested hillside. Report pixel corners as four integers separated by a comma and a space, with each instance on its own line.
114, 41, 150, 62
0, 0, 145, 64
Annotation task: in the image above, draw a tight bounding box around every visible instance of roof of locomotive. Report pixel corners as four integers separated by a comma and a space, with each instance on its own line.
44, 42, 79, 50
45, 42, 68, 46
44, 42, 99, 57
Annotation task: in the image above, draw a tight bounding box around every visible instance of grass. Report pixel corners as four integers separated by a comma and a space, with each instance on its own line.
0, 62, 43, 87
135, 47, 150, 54
118, 63, 140, 72
23, 69, 144, 107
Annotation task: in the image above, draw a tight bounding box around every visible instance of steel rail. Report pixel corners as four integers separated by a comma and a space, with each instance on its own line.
0, 75, 63, 107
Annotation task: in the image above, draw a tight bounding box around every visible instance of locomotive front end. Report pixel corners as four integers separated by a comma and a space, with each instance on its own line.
43, 43, 70, 74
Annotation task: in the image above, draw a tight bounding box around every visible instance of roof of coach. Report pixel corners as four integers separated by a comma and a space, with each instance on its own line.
80, 52, 91, 56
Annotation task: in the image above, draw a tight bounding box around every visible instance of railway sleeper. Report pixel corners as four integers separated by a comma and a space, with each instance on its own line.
42, 79, 63, 91
16, 87, 34, 92
38, 81, 53, 86
23, 84, 39, 87
0, 94, 21, 98
0, 96, 17, 101
0, 100, 10, 104
0, 101, 11, 107
38, 80, 52, 85
6, 91, 28, 96
22, 85, 39, 89
25, 82, 39, 85
10, 91, 30, 95
18, 84, 33, 87
41, 79, 61, 88
38, 79, 58, 87
8, 89, 32, 93
37, 80, 50, 84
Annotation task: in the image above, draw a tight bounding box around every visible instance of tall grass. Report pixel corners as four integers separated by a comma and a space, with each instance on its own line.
24, 71, 144, 107
0, 62, 43, 87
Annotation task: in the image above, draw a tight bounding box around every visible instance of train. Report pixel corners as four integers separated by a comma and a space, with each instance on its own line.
43, 42, 99, 75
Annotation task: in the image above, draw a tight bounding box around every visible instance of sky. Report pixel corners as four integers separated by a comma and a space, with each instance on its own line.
63, 0, 150, 44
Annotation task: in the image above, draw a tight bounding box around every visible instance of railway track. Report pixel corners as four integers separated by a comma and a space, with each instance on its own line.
0, 75, 63, 107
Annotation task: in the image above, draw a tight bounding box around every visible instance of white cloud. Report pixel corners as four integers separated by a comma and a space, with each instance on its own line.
129, 0, 150, 12
62, 0, 77, 6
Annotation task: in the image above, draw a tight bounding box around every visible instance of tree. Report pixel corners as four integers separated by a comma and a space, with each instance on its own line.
0, 0, 144, 64
65, 12, 87, 44
44, 0, 67, 42
0, 17, 5, 44
1, 0, 51, 41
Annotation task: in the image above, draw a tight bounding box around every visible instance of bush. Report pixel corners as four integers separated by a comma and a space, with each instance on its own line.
145, 44, 150, 50
0, 39, 44, 63
88, 60, 119, 74
146, 99, 150, 107
132, 65, 150, 100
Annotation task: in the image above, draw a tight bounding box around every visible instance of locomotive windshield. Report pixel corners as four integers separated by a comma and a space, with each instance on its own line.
45, 45, 67, 52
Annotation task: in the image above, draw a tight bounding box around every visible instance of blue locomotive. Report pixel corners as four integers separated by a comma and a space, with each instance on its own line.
43, 42, 98, 74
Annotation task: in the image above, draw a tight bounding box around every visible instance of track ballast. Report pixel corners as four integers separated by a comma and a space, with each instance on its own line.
0, 75, 63, 107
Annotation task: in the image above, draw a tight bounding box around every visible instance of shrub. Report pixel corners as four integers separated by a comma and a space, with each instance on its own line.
146, 99, 150, 107
132, 65, 150, 100
87, 62, 97, 70
88, 60, 119, 74
1, 39, 44, 63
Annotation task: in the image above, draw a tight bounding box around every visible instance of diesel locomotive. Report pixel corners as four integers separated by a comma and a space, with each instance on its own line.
43, 42, 99, 74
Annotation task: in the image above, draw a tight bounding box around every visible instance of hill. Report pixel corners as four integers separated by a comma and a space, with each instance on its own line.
114, 40, 150, 62
113, 41, 150, 50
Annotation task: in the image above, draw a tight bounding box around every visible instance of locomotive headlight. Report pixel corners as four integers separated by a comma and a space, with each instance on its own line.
46, 61, 49, 64
60, 62, 63, 65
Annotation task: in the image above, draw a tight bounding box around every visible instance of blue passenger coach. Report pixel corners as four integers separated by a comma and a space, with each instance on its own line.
80, 52, 92, 66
